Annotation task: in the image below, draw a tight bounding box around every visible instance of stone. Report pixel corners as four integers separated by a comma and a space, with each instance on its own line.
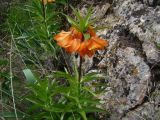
139, 0, 160, 6
114, 0, 160, 64
78, 0, 160, 119
104, 47, 151, 119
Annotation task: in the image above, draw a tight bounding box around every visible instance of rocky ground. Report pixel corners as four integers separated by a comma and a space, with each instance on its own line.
79, 0, 160, 119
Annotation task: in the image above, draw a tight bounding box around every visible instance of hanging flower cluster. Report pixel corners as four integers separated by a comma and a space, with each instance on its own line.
54, 6, 109, 57
54, 27, 108, 57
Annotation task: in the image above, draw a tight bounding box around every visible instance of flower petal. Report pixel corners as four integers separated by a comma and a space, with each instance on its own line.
93, 37, 109, 47
87, 39, 102, 50
54, 31, 71, 42
70, 27, 83, 40
57, 35, 73, 48
88, 37, 108, 50
66, 39, 81, 53
78, 41, 94, 57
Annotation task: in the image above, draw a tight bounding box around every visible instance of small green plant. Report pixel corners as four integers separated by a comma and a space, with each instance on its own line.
23, 60, 106, 120
23, 5, 109, 120
1, 0, 67, 119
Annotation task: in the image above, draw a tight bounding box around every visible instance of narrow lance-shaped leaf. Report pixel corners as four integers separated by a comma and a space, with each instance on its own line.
70, 5, 83, 22
61, 13, 79, 29
82, 86, 97, 97
81, 72, 105, 83
52, 71, 72, 80
78, 107, 106, 113
84, 6, 93, 28
70, 5, 84, 32
0, 112, 25, 118
23, 69, 37, 84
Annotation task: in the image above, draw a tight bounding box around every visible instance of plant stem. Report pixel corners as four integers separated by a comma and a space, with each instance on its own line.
78, 56, 82, 96
10, 34, 18, 120
41, 0, 56, 52
42, 0, 46, 20
79, 112, 87, 120
78, 56, 83, 82
78, 57, 87, 120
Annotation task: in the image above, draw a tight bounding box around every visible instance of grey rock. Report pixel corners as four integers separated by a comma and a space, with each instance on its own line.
79, 0, 160, 119
103, 47, 151, 119
122, 101, 160, 120
139, 0, 160, 6
113, 0, 160, 64
99, 0, 160, 119
143, 42, 160, 63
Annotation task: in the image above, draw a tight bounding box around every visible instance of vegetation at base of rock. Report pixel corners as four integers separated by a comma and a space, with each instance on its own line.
0, 0, 109, 120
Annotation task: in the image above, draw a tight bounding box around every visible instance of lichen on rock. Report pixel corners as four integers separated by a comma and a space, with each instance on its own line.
79, 0, 160, 119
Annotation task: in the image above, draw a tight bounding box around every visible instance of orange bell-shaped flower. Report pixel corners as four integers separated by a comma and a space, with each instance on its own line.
54, 26, 109, 57
54, 28, 83, 53
77, 27, 109, 57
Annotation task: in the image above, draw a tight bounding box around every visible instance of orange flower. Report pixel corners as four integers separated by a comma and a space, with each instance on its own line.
54, 27, 109, 57
77, 27, 108, 57
54, 28, 82, 53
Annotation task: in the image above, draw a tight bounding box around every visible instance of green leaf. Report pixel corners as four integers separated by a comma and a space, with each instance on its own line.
63, 14, 78, 28
79, 97, 100, 105
27, 104, 41, 113
70, 6, 82, 22
70, 6, 84, 31
26, 93, 45, 104
47, 102, 78, 113
53, 71, 72, 80
69, 6, 93, 33
81, 72, 105, 83
82, 86, 97, 97
79, 107, 106, 113
55, 86, 70, 94
27, 80, 51, 102
23, 69, 36, 84
0, 112, 24, 118
63, 94, 79, 103
79, 111, 87, 120
83, 33, 90, 40
94, 25, 112, 31
0, 59, 8, 66
0, 72, 9, 79
84, 6, 92, 28
53, 71, 78, 92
